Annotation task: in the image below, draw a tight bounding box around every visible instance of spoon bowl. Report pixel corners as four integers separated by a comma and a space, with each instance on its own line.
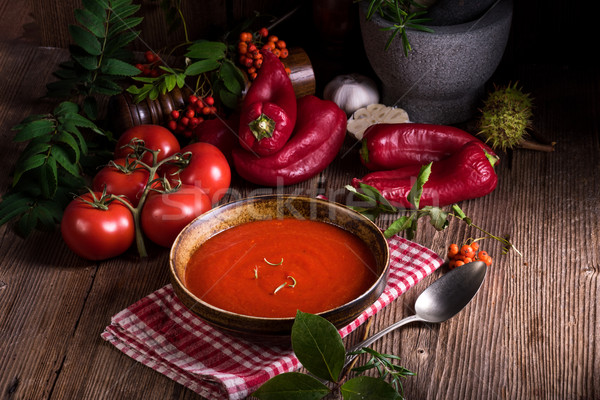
346, 261, 487, 362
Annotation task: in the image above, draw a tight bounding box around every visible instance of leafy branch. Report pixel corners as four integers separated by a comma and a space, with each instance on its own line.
362, 0, 434, 54
0, 0, 143, 236
252, 311, 412, 400
346, 162, 520, 255
126, 39, 245, 110
46, 0, 143, 120
0, 102, 103, 236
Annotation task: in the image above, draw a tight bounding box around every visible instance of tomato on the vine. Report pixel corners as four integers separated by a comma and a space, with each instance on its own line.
92, 158, 159, 207
61, 192, 135, 260
162, 142, 231, 204
115, 124, 180, 165
140, 185, 211, 247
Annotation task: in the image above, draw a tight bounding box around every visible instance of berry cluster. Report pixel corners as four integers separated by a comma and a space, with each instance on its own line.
237, 28, 290, 81
135, 51, 164, 77
167, 94, 217, 138
447, 241, 493, 269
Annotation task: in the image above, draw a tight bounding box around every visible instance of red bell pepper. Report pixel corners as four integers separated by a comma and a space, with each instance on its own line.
238, 50, 297, 156
353, 141, 499, 208
193, 114, 240, 164
233, 95, 346, 186
360, 123, 497, 170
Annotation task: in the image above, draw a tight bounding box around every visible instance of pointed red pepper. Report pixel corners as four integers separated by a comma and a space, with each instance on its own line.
360, 123, 497, 171
353, 141, 499, 208
233, 95, 346, 186
238, 50, 297, 156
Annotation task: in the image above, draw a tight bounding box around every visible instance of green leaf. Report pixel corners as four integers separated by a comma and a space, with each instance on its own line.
341, 376, 402, 400
18, 142, 51, 162
407, 162, 432, 209
39, 156, 58, 199
53, 101, 80, 117
12, 119, 55, 142
109, 3, 141, 21
185, 59, 221, 76
252, 372, 330, 400
82, 96, 98, 121
72, 53, 99, 70
108, 16, 143, 38
100, 57, 140, 76
185, 40, 227, 60
164, 73, 177, 92
291, 311, 345, 383
74, 8, 106, 38
68, 25, 102, 55
13, 154, 46, 186
423, 206, 449, 231
219, 88, 241, 110
105, 28, 140, 52
54, 131, 81, 161
52, 146, 80, 176
220, 59, 243, 95
0, 193, 33, 226
82, 0, 108, 17
359, 183, 397, 212
384, 215, 414, 239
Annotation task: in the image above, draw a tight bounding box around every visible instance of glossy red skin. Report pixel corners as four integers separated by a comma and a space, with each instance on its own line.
140, 184, 211, 247
161, 142, 231, 204
115, 124, 180, 165
61, 192, 135, 260
360, 123, 497, 171
92, 158, 157, 207
233, 95, 347, 186
353, 141, 498, 208
238, 50, 296, 156
193, 114, 240, 164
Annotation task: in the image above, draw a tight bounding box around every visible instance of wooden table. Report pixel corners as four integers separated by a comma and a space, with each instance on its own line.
1, 3, 599, 400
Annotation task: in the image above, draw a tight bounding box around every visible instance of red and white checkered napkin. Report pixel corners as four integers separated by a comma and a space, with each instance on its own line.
101, 236, 442, 399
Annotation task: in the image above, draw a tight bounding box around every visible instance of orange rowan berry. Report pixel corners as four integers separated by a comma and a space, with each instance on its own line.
276, 40, 286, 49
279, 48, 289, 58
259, 27, 269, 37
284, 67, 291, 75
268, 35, 278, 43
447, 243, 459, 258
240, 32, 252, 42
470, 242, 479, 252
460, 244, 475, 259
455, 260, 465, 267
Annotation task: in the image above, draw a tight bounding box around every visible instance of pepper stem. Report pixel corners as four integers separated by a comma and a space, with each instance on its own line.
248, 113, 276, 140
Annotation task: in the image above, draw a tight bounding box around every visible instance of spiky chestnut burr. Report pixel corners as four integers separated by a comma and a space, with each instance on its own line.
477, 82, 554, 152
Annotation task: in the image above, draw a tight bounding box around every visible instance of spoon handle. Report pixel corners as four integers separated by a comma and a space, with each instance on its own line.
344, 314, 423, 367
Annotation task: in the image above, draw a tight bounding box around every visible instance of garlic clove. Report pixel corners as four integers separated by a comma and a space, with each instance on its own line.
347, 104, 409, 140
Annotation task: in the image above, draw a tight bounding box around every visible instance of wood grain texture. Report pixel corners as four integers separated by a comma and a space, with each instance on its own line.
1, 1, 599, 400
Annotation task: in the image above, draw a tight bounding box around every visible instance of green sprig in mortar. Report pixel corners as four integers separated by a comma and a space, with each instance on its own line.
476, 82, 555, 152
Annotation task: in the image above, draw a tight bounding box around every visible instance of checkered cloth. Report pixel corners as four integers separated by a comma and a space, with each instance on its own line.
101, 236, 442, 399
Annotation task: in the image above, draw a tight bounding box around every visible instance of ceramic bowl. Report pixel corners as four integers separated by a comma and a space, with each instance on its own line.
169, 195, 390, 345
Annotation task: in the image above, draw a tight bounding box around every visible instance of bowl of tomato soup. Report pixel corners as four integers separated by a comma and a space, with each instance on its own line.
169, 195, 390, 344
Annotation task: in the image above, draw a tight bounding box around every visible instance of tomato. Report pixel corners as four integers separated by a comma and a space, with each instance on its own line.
92, 158, 158, 207
140, 185, 211, 247
61, 192, 135, 260
115, 124, 180, 165
162, 142, 231, 204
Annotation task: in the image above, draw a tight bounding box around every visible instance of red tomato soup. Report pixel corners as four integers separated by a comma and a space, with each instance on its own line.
184, 218, 379, 318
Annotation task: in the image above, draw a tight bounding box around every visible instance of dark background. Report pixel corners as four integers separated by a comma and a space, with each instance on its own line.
28, 0, 595, 94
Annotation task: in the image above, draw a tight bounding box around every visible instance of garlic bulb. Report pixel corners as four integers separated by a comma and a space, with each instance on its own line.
347, 104, 410, 140
324, 74, 380, 115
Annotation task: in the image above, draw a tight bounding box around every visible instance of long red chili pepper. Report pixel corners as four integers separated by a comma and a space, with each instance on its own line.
233, 95, 346, 186
238, 50, 297, 156
353, 141, 499, 208
360, 123, 497, 170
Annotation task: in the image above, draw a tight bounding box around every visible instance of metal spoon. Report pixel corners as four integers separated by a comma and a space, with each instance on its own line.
344, 261, 487, 367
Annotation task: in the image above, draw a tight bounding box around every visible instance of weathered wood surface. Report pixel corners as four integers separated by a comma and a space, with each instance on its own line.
1, 1, 599, 399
